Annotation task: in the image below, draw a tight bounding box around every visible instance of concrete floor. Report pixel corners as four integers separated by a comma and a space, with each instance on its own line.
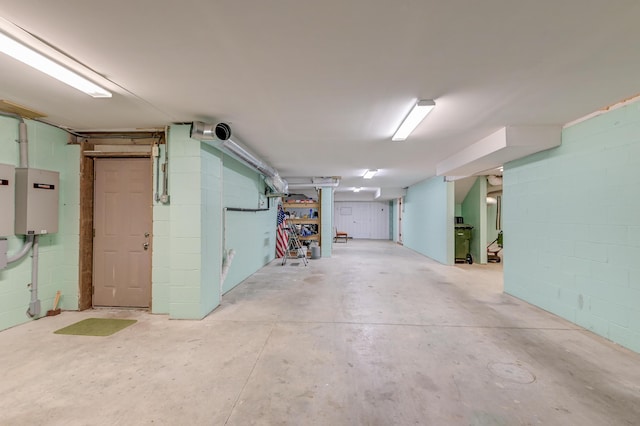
1, 240, 639, 425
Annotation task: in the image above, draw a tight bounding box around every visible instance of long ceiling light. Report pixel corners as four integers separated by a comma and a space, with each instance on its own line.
392, 99, 435, 141
363, 169, 377, 179
0, 27, 111, 98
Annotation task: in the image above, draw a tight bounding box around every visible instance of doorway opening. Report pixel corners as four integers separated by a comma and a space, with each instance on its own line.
77, 132, 162, 310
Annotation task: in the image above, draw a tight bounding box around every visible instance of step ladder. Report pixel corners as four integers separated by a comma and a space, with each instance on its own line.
282, 224, 308, 266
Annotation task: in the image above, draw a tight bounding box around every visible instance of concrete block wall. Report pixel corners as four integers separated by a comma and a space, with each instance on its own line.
167, 125, 207, 319
220, 154, 275, 294
152, 144, 170, 313
321, 187, 333, 257
504, 101, 640, 353
200, 144, 223, 314
461, 176, 487, 264
0, 118, 80, 331
154, 125, 277, 317
403, 176, 454, 264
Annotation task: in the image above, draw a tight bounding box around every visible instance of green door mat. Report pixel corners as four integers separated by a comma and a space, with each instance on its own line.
54, 318, 137, 336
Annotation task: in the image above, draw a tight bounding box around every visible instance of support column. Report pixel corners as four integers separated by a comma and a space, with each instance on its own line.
320, 187, 333, 257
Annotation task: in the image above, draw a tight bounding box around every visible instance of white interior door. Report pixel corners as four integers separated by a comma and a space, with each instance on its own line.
93, 158, 152, 307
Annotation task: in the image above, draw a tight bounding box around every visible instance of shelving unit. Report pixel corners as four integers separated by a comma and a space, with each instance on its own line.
282, 199, 321, 249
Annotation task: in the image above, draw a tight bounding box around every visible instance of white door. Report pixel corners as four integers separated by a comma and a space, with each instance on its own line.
93, 158, 152, 307
334, 201, 390, 239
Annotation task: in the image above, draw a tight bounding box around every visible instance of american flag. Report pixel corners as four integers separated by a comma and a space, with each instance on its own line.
276, 205, 288, 258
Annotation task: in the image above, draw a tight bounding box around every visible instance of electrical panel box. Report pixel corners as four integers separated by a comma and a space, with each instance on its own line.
15, 168, 59, 235
0, 163, 15, 236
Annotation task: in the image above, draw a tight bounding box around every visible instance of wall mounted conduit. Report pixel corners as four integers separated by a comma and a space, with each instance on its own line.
0, 112, 40, 317
1, 112, 34, 264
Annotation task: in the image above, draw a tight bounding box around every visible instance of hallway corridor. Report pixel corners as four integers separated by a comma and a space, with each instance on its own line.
1, 240, 638, 425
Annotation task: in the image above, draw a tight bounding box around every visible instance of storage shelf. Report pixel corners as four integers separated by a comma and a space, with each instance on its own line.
283, 202, 319, 209
289, 218, 319, 225
282, 196, 321, 248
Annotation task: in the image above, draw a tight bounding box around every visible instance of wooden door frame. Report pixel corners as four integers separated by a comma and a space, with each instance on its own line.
78, 150, 153, 310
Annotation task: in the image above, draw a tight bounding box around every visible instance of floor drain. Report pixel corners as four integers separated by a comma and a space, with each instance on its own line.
487, 362, 536, 384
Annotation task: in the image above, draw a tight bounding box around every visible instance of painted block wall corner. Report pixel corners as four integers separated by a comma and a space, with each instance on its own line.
503, 100, 640, 353
0, 117, 80, 331
403, 175, 454, 264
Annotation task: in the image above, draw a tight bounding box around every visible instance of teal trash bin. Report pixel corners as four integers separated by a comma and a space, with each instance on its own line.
454, 224, 473, 264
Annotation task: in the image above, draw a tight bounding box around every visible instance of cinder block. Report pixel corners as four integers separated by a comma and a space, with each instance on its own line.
608, 322, 640, 353
575, 241, 608, 263
575, 309, 610, 338
169, 302, 204, 320
170, 286, 200, 304
589, 297, 628, 327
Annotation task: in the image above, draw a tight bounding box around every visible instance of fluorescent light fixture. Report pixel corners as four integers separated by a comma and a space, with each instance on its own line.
363, 169, 377, 179
353, 187, 361, 192
392, 99, 435, 141
0, 30, 112, 98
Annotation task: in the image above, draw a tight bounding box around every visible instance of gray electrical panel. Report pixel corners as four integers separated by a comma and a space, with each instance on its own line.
0, 163, 15, 236
15, 168, 59, 235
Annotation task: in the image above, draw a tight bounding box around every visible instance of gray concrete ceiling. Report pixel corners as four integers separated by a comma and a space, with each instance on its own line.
0, 1, 639, 200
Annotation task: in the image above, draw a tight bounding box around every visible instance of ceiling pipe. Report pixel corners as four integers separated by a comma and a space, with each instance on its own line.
190, 121, 287, 193
288, 177, 340, 189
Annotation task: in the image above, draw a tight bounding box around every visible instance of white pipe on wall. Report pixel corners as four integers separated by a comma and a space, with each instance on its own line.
18, 121, 28, 168
1, 113, 34, 265
0, 112, 41, 316
27, 235, 40, 317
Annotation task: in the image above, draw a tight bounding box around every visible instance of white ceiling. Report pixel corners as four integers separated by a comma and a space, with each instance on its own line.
0, 1, 639, 200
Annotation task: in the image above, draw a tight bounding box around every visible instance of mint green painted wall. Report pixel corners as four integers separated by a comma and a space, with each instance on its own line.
461, 177, 487, 264
201, 143, 223, 314
152, 144, 170, 314
167, 125, 207, 319
403, 176, 454, 264
155, 125, 278, 317
455, 204, 462, 217
0, 117, 79, 331
222, 154, 276, 294
504, 101, 640, 353
321, 187, 333, 257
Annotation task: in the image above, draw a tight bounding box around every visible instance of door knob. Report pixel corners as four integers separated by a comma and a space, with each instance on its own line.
143, 242, 149, 250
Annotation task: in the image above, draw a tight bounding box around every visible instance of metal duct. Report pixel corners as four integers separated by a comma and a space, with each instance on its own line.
190, 121, 288, 193
288, 177, 340, 189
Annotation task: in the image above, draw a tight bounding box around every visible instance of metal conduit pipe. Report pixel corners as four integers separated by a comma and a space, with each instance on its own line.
220, 138, 288, 193
1, 112, 41, 316
190, 122, 288, 194
27, 235, 40, 317
7, 234, 34, 263
18, 121, 28, 168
